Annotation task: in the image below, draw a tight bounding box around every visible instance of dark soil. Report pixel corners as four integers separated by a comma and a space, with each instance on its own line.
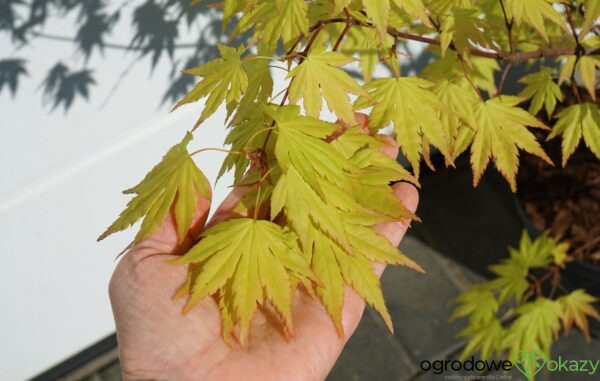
516, 88, 600, 268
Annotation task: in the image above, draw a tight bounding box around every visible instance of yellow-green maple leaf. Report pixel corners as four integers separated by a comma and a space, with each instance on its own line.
431, 79, 479, 159
174, 218, 315, 345
422, 51, 500, 95
502, 298, 561, 358
548, 103, 600, 166
287, 50, 367, 124
355, 77, 451, 177
362, 0, 390, 38
440, 8, 490, 63
558, 289, 600, 340
504, 0, 567, 41
331, 0, 352, 16
393, 0, 432, 27
236, 0, 308, 50
452, 284, 499, 328
218, 104, 272, 184
558, 54, 600, 101
459, 320, 504, 361
580, 0, 600, 39
468, 96, 551, 191
518, 66, 563, 117
239, 52, 274, 109
174, 44, 248, 129
428, 0, 474, 16
99, 132, 211, 244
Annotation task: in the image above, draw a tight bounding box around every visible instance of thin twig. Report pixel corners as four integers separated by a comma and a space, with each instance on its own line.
565, 5, 584, 103
332, 9, 353, 52
459, 57, 483, 100
498, 0, 514, 54
496, 61, 513, 96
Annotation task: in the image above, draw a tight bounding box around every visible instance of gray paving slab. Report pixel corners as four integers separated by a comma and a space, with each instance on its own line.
381, 236, 472, 363
328, 309, 418, 381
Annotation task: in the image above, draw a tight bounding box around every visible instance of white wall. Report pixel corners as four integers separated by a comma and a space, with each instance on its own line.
0, 8, 234, 380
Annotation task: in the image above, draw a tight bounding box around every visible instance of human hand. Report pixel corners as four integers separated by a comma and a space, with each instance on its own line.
109, 115, 419, 381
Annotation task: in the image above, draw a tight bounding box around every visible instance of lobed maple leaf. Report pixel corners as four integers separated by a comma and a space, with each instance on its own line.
173, 218, 316, 345
287, 50, 367, 124
421, 51, 501, 99
451, 284, 499, 328
440, 8, 490, 63
504, 0, 567, 42
557, 290, 600, 340
236, 0, 308, 50
393, 0, 431, 28
362, 0, 390, 38
489, 258, 529, 304
431, 79, 479, 161
173, 44, 248, 129
459, 320, 504, 360
355, 77, 451, 177
502, 298, 561, 358
429, 0, 474, 16
466, 96, 551, 191
99, 132, 211, 244
548, 103, 600, 166
559, 55, 600, 102
518, 66, 563, 118
580, 0, 600, 39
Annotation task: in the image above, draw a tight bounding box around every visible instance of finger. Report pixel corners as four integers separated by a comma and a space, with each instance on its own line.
330, 112, 370, 141
340, 182, 419, 336
125, 192, 212, 258
377, 134, 399, 159
206, 185, 252, 227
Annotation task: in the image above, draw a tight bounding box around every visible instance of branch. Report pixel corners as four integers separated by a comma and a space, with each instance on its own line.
496, 61, 513, 96
315, 18, 598, 62
386, 29, 595, 61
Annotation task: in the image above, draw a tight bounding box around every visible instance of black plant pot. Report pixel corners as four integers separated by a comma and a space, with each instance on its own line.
410, 153, 600, 335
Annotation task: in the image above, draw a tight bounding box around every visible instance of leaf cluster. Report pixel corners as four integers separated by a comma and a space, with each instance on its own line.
452, 231, 599, 362
99, 0, 600, 344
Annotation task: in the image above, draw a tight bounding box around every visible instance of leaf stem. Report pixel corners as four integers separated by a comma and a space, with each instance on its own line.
496, 61, 513, 96
565, 5, 584, 103
332, 9, 353, 52
189, 147, 245, 156
459, 57, 483, 100
242, 127, 274, 152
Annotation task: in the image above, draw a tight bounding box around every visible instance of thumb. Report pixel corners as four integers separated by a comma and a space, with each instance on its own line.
124, 192, 212, 259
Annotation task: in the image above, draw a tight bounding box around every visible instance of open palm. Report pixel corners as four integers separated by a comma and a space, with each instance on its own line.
109, 118, 419, 381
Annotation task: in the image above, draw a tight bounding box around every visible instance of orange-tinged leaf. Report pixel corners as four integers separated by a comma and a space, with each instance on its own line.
548, 103, 600, 166
558, 289, 600, 340
174, 218, 315, 345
